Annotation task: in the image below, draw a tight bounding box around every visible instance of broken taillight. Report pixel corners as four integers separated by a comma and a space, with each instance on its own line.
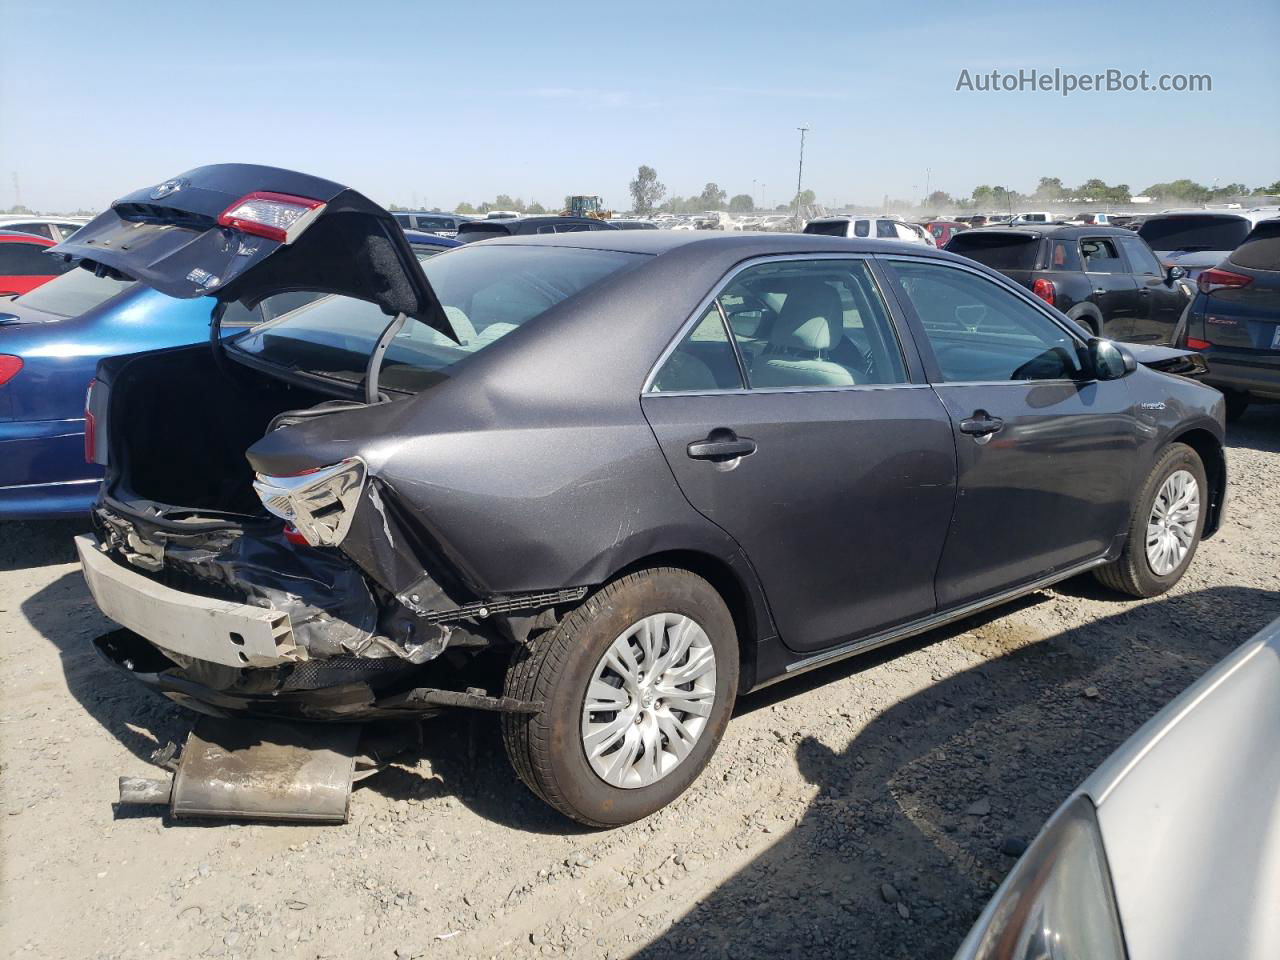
84, 378, 108, 465
253, 459, 367, 547
217, 191, 326, 244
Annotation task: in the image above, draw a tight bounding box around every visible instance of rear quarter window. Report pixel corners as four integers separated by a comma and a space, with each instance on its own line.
945, 234, 1040, 271
1228, 222, 1280, 271
803, 220, 851, 237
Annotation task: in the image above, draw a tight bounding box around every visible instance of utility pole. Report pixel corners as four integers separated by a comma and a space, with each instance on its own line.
793, 125, 809, 225
925, 167, 931, 205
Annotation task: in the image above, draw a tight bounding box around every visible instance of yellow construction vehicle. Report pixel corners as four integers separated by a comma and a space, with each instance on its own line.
562, 195, 612, 219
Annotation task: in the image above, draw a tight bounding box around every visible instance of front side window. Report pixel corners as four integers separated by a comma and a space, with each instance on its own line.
1080, 238, 1124, 273
876, 220, 899, 239
853, 219, 870, 237
1116, 235, 1163, 275
232, 246, 646, 394
892, 260, 1085, 383
651, 259, 908, 392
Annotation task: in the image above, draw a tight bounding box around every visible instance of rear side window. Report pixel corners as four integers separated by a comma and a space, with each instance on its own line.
1138, 216, 1252, 252
1047, 239, 1082, 271
456, 224, 512, 242
653, 259, 908, 392
1229, 221, 1280, 271
1080, 238, 1125, 273
394, 214, 412, 228
803, 220, 851, 237
0, 242, 65, 275
853, 219, 870, 238
876, 220, 898, 239
945, 233, 1040, 271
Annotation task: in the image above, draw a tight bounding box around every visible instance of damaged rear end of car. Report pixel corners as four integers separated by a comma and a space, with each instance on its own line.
60, 165, 584, 726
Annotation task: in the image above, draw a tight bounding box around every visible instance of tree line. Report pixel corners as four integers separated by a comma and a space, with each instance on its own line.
386, 169, 1279, 218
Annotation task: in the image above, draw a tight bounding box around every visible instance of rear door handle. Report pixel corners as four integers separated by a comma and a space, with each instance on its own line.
688, 431, 757, 461
958, 411, 1004, 438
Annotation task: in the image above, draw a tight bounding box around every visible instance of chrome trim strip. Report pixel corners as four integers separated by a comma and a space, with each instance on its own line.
643, 383, 933, 399
783, 554, 1110, 675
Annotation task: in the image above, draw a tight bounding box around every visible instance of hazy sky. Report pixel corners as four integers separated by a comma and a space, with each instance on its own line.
2, 0, 1277, 212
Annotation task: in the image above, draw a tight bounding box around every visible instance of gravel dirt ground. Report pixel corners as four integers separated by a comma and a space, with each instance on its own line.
2, 405, 1278, 960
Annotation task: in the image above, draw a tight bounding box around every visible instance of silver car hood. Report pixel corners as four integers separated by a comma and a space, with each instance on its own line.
1081, 620, 1280, 960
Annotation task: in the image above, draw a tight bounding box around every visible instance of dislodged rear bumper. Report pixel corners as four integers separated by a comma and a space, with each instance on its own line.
76, 534, 306, 667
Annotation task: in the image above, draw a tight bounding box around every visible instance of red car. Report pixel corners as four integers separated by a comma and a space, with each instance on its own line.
0, 231, 72, 297
924, 219, 968, 246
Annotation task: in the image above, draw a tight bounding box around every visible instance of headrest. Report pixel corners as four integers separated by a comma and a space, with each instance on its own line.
769, 283, 843, 352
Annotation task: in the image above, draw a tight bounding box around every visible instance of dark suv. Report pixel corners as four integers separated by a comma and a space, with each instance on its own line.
1177, 218, 1280, 419
392, 211, 473, 237
946, 225, 1190, 343
456, 216, 619, 243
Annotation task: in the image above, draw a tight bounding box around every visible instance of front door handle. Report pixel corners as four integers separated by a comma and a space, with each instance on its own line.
688, 430, 757, 462
958, 411, 1004, 438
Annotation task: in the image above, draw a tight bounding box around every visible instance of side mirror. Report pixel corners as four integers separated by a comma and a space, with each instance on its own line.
1166, 265, 1186, 283
1088, 337, 1136, 380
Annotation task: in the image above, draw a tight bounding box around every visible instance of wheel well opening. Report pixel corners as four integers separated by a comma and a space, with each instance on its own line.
610, 550, 760, 693
1171, 427, 1225, 536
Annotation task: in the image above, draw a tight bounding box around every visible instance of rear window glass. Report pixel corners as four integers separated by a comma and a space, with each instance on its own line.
0, 242, 72, 276
457, 224, 513, 241
13, 266, 134, 315
231, 246, 646, 394
1138, 216, 1252, 252
1228, 221, 1280, 271
945, 233, 1040, 270
803, 220, 850, 237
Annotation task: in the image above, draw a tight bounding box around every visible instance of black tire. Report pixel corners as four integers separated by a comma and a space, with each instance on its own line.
1223, 391, 1250, 422
1094, 442, 1207, 598
1068, 309, 1100, 337
502, 568, 738, 827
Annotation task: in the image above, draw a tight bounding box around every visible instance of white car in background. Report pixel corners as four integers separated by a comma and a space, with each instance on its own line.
802, 215, 932, 244
0, 215, 88, 241
955, 616, 1280, 960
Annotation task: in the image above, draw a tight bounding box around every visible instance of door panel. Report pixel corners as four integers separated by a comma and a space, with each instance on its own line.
1117, 234, 1187, 342
929, 381, 1137, 606
643, 388, 956, 651
1080, 237, 1140, 338
882, 256, 1140, 609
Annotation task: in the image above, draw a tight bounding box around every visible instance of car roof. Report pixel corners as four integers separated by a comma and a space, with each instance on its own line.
959, 224, 1133, 238
0, 230, 54, 245
403, 230, 462, 248
474, 229, 975, 260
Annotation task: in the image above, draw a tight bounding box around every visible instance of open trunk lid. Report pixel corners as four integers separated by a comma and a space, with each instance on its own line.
49, 163, 454, 340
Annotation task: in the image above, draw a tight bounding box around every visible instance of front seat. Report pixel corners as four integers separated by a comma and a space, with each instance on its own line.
752, 283, 859, 388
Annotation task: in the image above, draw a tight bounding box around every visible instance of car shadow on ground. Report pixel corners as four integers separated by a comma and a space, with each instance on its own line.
0, 518, 89, 571
629, 584, 1280, 960
1224, 401, 1280, 453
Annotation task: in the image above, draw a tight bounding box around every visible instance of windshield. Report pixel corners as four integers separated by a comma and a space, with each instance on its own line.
1138, 216, 1251, 252
231, 245, 646, 394
13, 266, 135, 317
946, 233, 1040, 270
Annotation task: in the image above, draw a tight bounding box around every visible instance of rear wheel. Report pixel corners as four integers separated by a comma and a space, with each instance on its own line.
502, 568, 738, 827
1094, 442, 1206, 597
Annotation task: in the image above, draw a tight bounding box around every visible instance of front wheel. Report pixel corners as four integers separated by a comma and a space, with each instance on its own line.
502, 568, 739, 827
1094, 442, 1207, 597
